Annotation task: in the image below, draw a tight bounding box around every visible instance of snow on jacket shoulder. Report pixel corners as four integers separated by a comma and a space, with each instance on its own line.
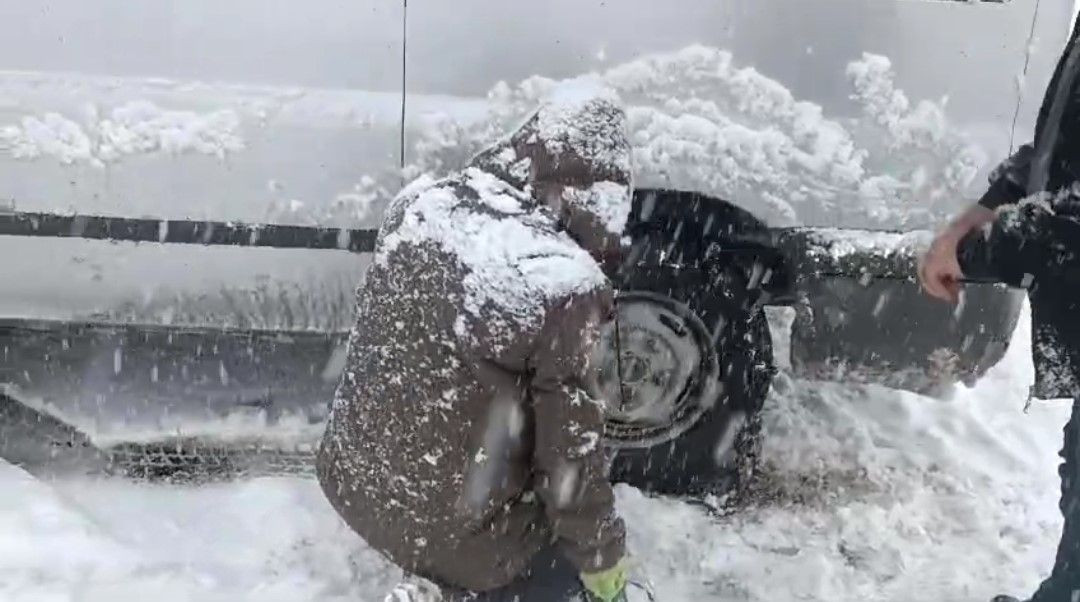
971, 13, 1080, 400
317, 88, 631, 592
376, 167, 610, 352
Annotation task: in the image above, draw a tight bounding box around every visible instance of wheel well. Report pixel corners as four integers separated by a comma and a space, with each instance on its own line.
627, 188, 794, 301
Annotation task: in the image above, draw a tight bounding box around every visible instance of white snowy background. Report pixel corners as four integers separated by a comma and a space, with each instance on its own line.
2, 0, 1079, 600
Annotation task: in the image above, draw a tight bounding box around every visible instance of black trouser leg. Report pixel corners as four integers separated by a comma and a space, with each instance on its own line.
1030, 399, 1080, 602
443, 547, 583, 602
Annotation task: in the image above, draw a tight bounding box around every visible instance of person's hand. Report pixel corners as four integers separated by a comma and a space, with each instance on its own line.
918, 231, 964, 304
918, 204, 997, 305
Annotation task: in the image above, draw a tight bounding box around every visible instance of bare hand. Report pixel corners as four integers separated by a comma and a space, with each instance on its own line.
918, 205, 996, 305
918, 233, 963, 304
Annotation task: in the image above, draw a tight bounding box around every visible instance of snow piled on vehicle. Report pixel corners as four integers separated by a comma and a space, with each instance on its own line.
409, 46, 985, 230
0, 100, 243, 166
0, 47, 983, 231
0, 305, 1067, 601
784, 228, 934, 282
0, 45, 989, 326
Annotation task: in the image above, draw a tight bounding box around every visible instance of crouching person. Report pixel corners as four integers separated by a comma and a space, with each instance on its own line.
317, 86, 641, 602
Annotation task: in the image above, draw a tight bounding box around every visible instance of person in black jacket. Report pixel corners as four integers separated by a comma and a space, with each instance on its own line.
920, 18, 1080, 602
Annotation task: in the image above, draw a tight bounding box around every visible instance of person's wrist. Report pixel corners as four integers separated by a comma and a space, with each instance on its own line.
946, 205, 995, 241
940, 217, 977, 245
931, 229, 962, 252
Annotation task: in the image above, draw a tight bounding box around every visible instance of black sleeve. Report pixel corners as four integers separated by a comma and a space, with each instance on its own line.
978, 144, 1034, 210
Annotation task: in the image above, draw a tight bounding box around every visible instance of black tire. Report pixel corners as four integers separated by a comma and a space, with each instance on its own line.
608, 260, 774, 497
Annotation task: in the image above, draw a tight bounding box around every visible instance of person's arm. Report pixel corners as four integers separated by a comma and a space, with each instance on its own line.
922, 17, 1080, 303
529, 288, 626, 575
919, 204, 996, 304
557, 181, 632, 276
977, 144, 1034, 211
919, 144, 1034, 304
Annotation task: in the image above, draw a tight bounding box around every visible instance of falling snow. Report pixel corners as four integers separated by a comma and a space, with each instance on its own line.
0, 304, 1068, 601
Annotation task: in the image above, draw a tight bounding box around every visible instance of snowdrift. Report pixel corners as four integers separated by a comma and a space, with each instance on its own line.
0, 306, 1069, 602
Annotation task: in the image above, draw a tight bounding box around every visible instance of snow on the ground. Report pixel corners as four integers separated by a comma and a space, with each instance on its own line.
627, 305, 1067, 602
0, 303, 1070, 602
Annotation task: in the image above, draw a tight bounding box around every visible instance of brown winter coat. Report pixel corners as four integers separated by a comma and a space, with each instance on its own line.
317, 91, 632, 592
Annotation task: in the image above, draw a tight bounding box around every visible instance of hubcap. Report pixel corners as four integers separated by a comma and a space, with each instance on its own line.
591, 292, 720, 449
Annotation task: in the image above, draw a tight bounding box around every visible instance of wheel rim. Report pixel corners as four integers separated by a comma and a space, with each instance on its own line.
592, 291, 721, 449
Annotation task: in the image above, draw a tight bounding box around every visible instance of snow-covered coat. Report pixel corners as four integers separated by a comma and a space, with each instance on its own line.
974, 14, 1080, 399
317, 89, 632, 592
